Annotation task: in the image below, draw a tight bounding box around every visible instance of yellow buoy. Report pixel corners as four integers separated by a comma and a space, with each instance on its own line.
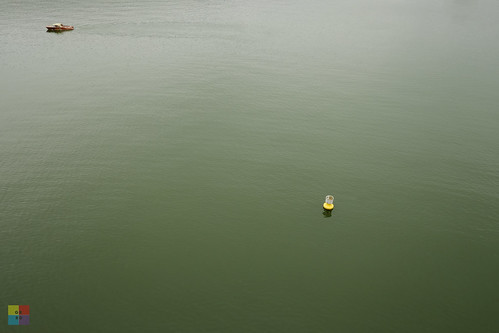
323, 195, 334, 211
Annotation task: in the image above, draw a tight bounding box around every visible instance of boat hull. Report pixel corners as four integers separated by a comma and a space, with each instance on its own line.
46, 26, 74, 31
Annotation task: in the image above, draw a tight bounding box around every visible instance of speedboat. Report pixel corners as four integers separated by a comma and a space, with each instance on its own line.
46, 23, 74, 31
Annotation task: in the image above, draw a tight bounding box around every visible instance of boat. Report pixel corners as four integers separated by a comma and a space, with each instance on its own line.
46, 23, 74, 32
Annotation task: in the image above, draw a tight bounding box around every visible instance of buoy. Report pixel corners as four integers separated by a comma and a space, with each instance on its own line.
323, 195, 334, 211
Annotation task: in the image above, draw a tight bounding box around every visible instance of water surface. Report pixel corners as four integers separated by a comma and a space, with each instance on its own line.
1, 0, 499, 331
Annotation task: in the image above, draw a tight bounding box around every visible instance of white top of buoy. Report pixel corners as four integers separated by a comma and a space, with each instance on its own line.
325, 195, 334, 204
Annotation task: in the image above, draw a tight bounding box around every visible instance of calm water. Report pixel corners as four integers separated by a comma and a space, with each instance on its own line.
1, 0, 499, 331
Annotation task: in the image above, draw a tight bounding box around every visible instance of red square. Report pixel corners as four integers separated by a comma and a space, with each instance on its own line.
19, 305, 29, 315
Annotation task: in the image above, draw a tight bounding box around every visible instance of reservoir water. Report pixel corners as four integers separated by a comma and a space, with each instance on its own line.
1, 0, 499, 331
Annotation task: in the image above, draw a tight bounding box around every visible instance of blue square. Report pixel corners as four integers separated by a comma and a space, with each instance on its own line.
8, 315, 19, 325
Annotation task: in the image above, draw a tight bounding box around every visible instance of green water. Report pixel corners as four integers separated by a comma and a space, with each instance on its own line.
1, 0, 499, 331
